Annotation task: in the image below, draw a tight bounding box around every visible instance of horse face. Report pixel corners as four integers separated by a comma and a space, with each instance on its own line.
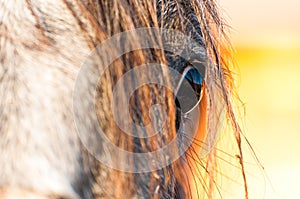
0, 1, 239, 198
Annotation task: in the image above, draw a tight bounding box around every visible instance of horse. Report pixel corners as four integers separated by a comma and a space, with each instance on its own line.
0, 0, 248, 198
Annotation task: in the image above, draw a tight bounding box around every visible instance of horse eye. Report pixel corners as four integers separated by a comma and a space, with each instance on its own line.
184, 67, 203, 102
175, 66, 204, 115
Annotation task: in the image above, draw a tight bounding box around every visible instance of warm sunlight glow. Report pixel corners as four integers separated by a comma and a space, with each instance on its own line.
219, 0, 300, 198
236, 47, 300, 199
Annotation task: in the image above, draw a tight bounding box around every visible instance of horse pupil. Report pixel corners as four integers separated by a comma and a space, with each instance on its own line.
175, 66, 203, 115
185, 68, 203, 85
185, 68, 203, 101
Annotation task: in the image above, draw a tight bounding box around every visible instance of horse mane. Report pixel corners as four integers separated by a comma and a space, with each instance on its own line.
1, 0, 248, 198
66, 0, 248, 198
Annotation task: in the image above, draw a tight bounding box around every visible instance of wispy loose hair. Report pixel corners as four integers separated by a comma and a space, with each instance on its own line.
0, 0, 248, 198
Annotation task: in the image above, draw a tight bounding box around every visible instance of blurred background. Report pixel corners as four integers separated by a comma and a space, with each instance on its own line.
219, 0, 300, 198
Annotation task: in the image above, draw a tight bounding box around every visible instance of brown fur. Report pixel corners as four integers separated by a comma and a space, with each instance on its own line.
0, 0, 247, 198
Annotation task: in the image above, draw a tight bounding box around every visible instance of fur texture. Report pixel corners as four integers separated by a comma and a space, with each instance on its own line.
0, 0, 247, 198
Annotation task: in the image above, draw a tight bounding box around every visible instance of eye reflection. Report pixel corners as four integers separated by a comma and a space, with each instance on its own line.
175, 66, 204, 115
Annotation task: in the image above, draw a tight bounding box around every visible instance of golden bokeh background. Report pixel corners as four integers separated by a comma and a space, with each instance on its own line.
219, 0, 300, 198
